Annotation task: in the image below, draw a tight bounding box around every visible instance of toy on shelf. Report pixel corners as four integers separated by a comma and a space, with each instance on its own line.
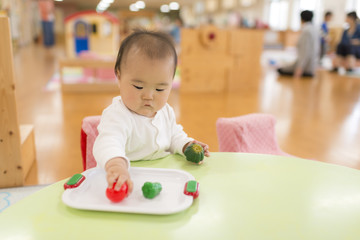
64, 174, 86, 190
59, 57, 118, 93
142, 182, 162, 199
184, 180, 199, 199
106, 182, 129, 203
184, 143, 204, 164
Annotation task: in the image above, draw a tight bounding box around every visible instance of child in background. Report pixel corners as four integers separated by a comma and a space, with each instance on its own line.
93, 30, 210, 193
320, 11, 333, 61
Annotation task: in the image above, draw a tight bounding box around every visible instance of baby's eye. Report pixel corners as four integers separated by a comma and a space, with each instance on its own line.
133, 85, 143, 90
156, 89, 165, 92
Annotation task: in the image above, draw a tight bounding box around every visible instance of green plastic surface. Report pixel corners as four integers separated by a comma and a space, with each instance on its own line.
186, 180, 197, 193
2, 153, 360, 239
66, 173, 83, 186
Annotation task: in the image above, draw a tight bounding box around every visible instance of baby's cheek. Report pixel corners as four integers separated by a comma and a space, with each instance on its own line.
123, 89, 140, 110
158, 93, 169, 107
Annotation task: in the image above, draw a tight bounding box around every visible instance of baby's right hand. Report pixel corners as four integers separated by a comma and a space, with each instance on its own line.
105, 157, 133, 193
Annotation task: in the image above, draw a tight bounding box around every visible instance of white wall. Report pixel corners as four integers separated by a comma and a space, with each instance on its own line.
182, 0, 349, 29
322, 0, 347, 28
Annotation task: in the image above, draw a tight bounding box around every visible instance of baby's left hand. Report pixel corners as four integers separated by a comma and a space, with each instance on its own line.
183, 140, 211, 164
192, 140, 210, 157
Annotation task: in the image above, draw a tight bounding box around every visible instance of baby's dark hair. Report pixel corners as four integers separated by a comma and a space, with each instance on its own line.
114, 29, 177, 77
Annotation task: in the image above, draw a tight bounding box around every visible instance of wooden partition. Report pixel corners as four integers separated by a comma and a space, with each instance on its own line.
180, 26, 264, 93
0, 17, 36, 188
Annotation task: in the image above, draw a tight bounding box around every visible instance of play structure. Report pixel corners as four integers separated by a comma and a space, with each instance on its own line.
64, 10, 119, 58
0, 17, 36, 188
180, 25, 264, 93
60, 10, 119, 92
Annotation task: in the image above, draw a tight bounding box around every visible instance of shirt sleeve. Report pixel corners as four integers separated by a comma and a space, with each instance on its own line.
93, 104, 131, 169
167, 105, 193, 155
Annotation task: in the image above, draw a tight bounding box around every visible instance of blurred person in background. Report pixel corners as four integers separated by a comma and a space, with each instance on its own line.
277, 10, 319, 78
331, 11, 360, 73
320, 11, 333, 61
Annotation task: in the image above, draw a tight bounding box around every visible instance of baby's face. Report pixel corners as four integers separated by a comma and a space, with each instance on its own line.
118, 49, 174, 118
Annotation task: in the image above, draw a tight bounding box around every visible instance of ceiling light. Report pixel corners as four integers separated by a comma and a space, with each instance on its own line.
102, 0, 114, 3
136, 1, 146, 9
99, 2, 110, 8
169, 2, 180, 10
160, 4, 170, 13
130, 3, 139, 11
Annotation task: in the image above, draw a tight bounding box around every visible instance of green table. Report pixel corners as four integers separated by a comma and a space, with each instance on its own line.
1, 153, 360, 240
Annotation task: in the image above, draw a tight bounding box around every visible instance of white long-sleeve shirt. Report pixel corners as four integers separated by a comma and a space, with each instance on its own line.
93, 96, 193, 168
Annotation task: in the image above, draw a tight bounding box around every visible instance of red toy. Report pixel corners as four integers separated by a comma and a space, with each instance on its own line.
64, 173, 85, 190
184, 180, 199, 199
106, 182, 129, 203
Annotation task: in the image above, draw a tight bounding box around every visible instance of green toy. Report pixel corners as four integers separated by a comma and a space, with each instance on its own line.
142, 182, 162, 199
184, 143, 204, 163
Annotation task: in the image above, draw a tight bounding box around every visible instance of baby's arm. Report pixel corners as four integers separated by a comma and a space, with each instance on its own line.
105, 157, 133, 193
93, 103, 132, 192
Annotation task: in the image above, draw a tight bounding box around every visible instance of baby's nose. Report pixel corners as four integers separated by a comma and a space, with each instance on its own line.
142, 90, 153, 100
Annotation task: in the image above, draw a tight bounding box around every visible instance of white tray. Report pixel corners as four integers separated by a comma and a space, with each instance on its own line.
62, 167, 196, 215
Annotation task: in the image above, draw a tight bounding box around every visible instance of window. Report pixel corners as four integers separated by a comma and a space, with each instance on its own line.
346, 0, 360, 16
92, 23, 97, 34
222, 0, 236, 9
290, 0, 322, 31
268, 0, 289, 30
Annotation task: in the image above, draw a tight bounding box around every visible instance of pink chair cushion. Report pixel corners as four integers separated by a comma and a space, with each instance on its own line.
81, 116, 101, 170
216, 113, 291, 156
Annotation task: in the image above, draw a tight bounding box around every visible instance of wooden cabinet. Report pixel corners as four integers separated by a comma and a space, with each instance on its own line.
180, 26, 264, 93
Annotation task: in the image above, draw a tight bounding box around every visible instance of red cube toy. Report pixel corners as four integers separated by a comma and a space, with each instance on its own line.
64, 173, 85, 190
184, 180, 199, 199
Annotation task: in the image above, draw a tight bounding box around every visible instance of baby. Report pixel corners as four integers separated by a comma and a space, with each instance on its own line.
93, 30, 210, 194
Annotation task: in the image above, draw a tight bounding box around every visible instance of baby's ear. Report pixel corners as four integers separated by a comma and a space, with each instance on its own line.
115, 72, 121, 88
115, 69, 120, 79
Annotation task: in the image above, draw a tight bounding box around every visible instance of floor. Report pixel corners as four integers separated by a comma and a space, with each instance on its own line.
11, 43, 360, 185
